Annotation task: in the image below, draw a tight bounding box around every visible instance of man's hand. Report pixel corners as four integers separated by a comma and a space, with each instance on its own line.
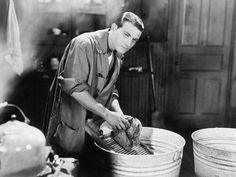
104, 110, 130, 130
71, 91, 130, 130
125, 116, 142, 146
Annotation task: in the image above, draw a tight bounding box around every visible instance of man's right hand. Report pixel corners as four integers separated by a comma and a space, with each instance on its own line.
103, 110, 130, 130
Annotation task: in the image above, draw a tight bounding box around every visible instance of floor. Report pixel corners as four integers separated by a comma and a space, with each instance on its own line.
176, 129, 196, 177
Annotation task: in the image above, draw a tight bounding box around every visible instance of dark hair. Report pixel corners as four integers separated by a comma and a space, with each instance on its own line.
115, 12, 144, 32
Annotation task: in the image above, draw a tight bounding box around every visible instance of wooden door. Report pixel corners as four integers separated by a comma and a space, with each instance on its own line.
167, 0, 234, 128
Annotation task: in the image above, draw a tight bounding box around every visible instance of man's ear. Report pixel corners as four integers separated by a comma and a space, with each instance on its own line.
111, 23, 118, 31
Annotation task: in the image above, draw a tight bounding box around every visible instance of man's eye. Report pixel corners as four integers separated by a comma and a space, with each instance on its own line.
124, 33, 129, 37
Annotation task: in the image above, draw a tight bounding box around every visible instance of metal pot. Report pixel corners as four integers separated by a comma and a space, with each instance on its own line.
0, 119, 46, 177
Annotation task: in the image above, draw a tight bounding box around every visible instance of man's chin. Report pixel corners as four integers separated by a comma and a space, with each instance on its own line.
117, 49, 127, 55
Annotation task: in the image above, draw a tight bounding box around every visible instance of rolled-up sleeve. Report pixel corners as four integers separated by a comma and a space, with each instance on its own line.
112, 87, 119, 99
58, 77, 89, 95
60, 37, 93, 95
109, 85, 119, 105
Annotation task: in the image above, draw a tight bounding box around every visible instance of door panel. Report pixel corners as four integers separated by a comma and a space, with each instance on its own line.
201, 79, 221, 113
179, 78, 196, 113
181, 0, 201, 45
167, 0, 234, 128
180, 54, 222, 71
207, 0, 226, 45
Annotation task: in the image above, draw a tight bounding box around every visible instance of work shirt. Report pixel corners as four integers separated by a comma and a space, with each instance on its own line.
44, 29, 122, 157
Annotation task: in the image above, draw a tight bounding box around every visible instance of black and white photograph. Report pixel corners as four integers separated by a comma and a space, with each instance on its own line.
1, 0, 236, 176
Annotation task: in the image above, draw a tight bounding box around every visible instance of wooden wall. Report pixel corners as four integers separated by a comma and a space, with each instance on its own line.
229, 2, 236, 127
0, 0, 9, 47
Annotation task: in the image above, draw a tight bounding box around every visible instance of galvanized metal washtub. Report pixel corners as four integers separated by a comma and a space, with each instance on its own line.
192, 128, 236, 177
95, 127, 186, 177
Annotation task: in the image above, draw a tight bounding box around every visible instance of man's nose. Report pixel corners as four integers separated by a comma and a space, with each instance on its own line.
125, 38, 133, 48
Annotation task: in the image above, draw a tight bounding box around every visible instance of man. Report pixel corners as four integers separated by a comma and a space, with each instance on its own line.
44, 12, 144, 157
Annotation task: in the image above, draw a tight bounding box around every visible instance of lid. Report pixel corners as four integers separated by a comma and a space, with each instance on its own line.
0, 120, 30, 135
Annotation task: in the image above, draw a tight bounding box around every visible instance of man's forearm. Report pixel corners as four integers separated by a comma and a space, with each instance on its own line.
71, 91, 109, 119
71, 91, 128, 129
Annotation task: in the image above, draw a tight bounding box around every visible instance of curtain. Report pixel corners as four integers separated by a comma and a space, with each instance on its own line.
5, 0, 23, 75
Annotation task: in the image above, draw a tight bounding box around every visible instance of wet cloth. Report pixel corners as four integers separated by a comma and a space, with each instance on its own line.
100, 116, 142, 151
44, 29, 122, 157
112, 116, 142, 151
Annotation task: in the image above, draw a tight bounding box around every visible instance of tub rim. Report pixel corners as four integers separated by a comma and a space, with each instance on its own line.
95, 127, 186, 157
191, 127, 236, 154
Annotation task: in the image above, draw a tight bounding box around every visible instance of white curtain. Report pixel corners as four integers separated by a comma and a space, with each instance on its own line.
5, 0, 23, 75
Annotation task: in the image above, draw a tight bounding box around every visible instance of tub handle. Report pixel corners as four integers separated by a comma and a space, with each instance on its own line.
173, 151, 182, 162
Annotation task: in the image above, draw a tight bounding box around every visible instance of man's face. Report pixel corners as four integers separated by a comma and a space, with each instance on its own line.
111, 22, 142, 54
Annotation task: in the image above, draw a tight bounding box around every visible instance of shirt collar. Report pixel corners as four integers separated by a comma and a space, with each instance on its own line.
94, 28, 110, 54
94, 28, 124, 59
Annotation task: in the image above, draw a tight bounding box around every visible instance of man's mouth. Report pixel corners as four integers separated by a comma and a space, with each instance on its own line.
121, 46, 128, 51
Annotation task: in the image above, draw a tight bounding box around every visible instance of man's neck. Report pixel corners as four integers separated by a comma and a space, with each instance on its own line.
107, 31, 114, 55
108, 52, 114, 66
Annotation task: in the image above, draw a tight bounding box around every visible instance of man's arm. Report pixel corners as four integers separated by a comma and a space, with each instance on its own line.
71, 91, 128, 130
59, 39, 128, 130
